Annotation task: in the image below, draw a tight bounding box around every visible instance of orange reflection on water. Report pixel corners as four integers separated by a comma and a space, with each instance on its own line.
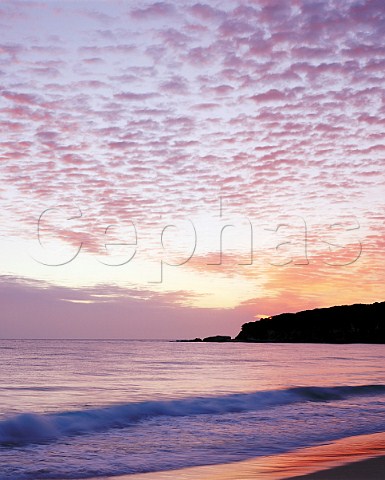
110, 431, 385, 480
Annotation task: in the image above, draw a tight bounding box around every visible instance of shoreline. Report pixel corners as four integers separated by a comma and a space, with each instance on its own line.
89, 431, 385, 480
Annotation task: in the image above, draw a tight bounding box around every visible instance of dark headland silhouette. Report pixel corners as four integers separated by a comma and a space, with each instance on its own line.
180, 302, 385, 343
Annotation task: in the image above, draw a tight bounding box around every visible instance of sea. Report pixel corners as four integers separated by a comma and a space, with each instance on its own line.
0, 340, 384, 479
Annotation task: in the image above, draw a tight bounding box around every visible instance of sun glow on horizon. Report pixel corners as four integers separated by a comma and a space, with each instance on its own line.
0, 0, 384, 338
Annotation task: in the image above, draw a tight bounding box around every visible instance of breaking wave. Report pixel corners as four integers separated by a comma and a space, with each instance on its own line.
1, 384, 384, 446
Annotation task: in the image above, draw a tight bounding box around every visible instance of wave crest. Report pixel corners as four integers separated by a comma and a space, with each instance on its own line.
1, 384, 384, 446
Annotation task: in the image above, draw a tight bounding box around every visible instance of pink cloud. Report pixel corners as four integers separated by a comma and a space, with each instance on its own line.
131, 2, 176, 20
2, 91, 40, 105
189, 3, 225, 22
0, 43, 24, 57
250, 89, 288, 103
0, 277, 231, 339
219, 19, 255, 37
1, 0, 384, 337
78, 8, 116, 25
160, 76, 188, 94
114, 92, 158, 101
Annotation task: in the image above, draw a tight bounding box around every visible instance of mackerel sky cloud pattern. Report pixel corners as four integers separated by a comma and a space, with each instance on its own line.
0, 0, 384, 337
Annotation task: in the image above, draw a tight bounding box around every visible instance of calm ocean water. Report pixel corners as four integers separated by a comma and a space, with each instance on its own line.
0, 340, 384, 479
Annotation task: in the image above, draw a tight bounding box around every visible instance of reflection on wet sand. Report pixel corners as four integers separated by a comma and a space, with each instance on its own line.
96, 431, 385, 480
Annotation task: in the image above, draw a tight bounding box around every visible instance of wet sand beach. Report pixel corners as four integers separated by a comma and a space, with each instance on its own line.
92, 431, 385, 480
289, 455, 385, 479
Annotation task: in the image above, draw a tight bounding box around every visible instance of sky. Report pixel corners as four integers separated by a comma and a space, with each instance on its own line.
0, 0, 384, 339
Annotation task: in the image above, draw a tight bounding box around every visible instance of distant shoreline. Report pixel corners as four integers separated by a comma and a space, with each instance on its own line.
179, 301, 385, 344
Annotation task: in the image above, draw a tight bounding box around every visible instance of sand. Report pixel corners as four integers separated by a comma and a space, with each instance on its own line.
91, 431, 385, 480
289, 455, 385, 479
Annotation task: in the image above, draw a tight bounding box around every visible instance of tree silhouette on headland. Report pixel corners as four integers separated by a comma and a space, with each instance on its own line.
234, 301, 385, 343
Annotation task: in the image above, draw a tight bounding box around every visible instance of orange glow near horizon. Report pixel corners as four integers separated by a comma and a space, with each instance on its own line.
0, 0, 384, 338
